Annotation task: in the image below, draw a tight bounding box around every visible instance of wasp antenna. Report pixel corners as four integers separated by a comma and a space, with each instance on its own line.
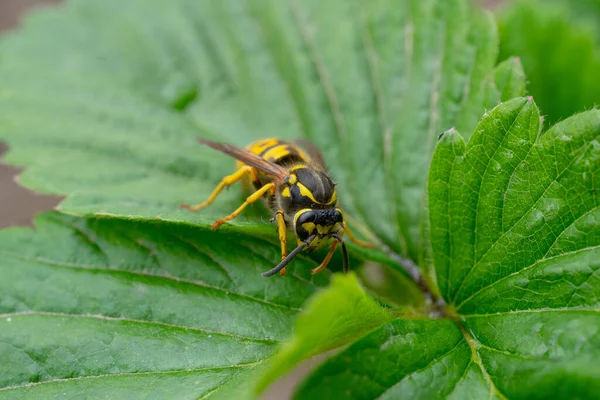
262, 235, 316, 277
332, 234, 349, 274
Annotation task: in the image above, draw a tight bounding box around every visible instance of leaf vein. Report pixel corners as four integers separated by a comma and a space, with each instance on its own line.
0, 311, 279, 344
459, 323, 508, 400
0, 362, 263, 393
167, 231, 237, 287
456, 101, 529, 302
0, 251, 301, 311
454, 139, 595, 303
462, 306, 600, 318
374, 336, 464, 400
542, 206, 600, 258
456, 245, 600, 311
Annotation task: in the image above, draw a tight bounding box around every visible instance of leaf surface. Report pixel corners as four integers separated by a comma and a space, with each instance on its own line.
0, 0, 522, 259
429, 98, 600, 311
0, 213, 325, 397
295, 319, 489, 400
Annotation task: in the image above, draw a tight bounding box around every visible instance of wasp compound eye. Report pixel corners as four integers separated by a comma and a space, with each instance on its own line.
294, 210, 318, 241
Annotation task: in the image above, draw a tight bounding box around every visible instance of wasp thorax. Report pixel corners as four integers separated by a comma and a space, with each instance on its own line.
279, 167, 337, 214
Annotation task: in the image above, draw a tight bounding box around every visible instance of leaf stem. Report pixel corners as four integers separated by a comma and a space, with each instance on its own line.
383, 245, 445, 314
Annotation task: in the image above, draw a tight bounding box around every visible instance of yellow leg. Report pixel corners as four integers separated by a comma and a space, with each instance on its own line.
211, 182, 276, 230
181, 166, 255, 211
311, 240, 339, 275
343, 221, 375, 248
274, 210, 288, 276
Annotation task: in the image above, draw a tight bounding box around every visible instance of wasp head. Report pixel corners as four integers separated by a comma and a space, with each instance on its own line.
293, 208, 344, 251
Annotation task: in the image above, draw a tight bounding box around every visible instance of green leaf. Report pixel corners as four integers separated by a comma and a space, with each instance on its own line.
540, 0, 600, 33
431, 97, 542, 303
295, 318, 488, 399
498, 0, 600, 125
293, 98, 600, 398
0, 0, 522, 260
419, 56, 526, 294
0, 212, 326, 398
256, 273, 393, 393
296, 312, 600, 400
483, 57, 526, 106
461, 311, 600, 399
430, 97, 600, 312
0, 213, 411, 398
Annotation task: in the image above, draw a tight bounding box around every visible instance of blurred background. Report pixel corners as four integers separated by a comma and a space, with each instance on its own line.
0, 0, 502, 229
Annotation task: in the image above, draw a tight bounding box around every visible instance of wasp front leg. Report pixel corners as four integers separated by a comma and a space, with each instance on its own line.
211, 182, 276, 230
274, 210, 289, 276
180, 165, 257, 211
311, 240, 339, 275
342, 221, 375, 248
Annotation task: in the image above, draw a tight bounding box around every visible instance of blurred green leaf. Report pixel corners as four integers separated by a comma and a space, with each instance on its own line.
256, 274, 393, 393
534, 0, 600, 40
483, 56, 526, 106
498, 0, 600, 124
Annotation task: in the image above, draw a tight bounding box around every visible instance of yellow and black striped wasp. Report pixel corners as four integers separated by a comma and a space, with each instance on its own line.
181, 138, 374, 277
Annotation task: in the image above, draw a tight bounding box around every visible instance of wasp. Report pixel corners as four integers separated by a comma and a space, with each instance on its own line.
181, 138, 374, 277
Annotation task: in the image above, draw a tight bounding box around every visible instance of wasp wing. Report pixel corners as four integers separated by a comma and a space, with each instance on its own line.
198, 138, 289, 181
293, 138, 328, 171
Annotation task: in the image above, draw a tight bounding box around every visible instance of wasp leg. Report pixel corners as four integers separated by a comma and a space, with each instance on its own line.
343, 221, 375, 248
211, 182, 276, 230
274, 210, 289, 276
181, 165, 257, 211
311, 240, 339, 275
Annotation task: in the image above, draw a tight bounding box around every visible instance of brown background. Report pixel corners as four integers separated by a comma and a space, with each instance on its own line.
0, 0, 502, 398
0, 0, 62, 228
